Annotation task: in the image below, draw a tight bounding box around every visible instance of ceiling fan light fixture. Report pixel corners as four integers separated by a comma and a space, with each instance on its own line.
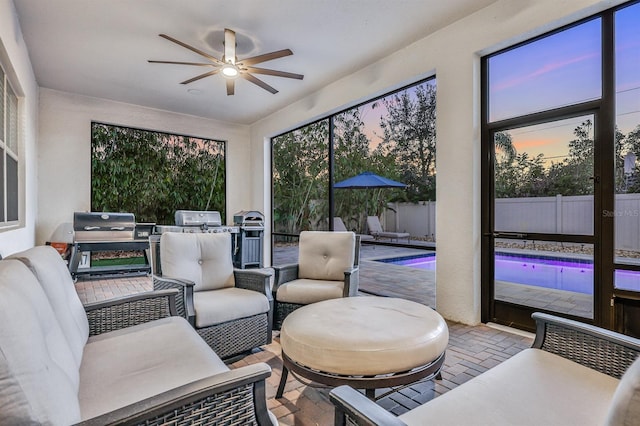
150, 30, 303, 94
221, 63, 239, 78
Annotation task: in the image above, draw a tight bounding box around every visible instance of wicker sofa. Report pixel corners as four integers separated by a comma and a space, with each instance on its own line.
1, 246, 276, 425
331, 312, 640, 426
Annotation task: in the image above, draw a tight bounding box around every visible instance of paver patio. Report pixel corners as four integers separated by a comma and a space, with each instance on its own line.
75, 242, 534, 425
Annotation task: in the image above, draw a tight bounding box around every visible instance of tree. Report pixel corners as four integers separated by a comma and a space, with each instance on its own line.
494, 131, 517, 162
495, 151, 546, 198
272, 120, 330, 234
377, 82, 437, 202
91, 124, 225, 224
332, 107, 403, 232
493, 120, 634, 198
271, 80, 437, 236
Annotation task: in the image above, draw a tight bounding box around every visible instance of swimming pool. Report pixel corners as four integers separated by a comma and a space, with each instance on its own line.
376, 253, 640, 294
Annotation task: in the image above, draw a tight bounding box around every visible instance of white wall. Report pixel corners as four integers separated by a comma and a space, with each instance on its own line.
36, 89, 251, 245
249, 0, 626, 325
0, 0, 39, 257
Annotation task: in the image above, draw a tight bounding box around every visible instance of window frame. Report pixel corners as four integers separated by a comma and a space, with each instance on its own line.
480, 1, 639, 331
89, 121, 228, 225
270, 75, 437, 249
0, 57, 21, 229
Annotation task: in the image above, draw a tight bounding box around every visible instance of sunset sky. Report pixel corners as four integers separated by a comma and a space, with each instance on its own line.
491, 3, 640, 164
355, 3, 639, 166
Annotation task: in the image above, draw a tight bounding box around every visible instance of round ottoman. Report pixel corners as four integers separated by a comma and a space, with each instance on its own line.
276, 296, 449, 399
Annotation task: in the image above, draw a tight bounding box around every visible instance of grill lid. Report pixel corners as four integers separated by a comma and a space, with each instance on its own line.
174, 210, 222, 227
73, 212, 136, 242
233, 210, 264, 226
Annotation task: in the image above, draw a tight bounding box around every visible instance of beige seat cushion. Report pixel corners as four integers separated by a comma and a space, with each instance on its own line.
276, 278, 344, 304
298, 231, 355, 281
376, 231, 410, 239
280, 297, 448, 376
0, 260, 81, 425
399, 348, 620, 426
193, 287, 271, 328
160, 232, 234, 291
9, 246, 89, 369
606, 356, 640, 426
80, 316, 228, 420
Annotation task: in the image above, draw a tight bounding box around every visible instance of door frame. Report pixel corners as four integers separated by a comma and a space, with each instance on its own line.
481, 105, 609, 331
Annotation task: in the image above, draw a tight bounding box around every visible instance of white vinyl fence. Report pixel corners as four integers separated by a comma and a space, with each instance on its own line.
384, 201, 436, 239
386, 194, 640, 251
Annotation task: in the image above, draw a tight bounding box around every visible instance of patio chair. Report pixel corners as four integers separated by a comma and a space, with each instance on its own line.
367, 215, 411, 243
333, 217, 374, 241
272, 231, 360, 330
153, 232, 273, 360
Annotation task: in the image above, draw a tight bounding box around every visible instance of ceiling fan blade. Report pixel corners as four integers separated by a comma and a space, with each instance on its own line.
241, 72, 278, 94
245, 66, 303, 80
238, 49, 293, 66
180, 69, 220, 85
224, 28, 236, 64
226, 79, 235, 96
148, 60, 216, 67
159, 34, 224, 65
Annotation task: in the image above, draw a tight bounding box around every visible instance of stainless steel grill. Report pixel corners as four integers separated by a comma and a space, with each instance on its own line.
175, 210, 221, 227
154, 210, 239, 234
150, 210, 239, 275
68, 212, 152, 279
73, 212, 135, 242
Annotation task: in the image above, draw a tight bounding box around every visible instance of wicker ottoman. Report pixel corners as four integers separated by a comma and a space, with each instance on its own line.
276, 296, 449, 399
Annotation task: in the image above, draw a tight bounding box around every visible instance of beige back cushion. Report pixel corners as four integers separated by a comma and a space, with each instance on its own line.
0, 260, 81, 424
161, 232, 235, 291
298, 231, 355, 281
333, 217, 348, 232
606, 356, 640, 426
366, 216, 384, 233
9, 246, 89, 369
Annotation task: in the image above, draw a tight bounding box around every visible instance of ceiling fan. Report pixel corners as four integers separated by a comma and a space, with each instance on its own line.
148, 29, 303, 95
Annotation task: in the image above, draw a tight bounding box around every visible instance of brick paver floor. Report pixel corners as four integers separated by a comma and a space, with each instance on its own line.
75, 243, 536, 424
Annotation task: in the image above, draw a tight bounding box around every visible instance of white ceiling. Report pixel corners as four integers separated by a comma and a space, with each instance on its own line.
13, 0, 497, 125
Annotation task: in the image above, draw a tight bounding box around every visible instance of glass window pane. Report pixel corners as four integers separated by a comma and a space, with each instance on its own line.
494, 241, 594, 318
7, 84, 17, 153
615, 269, 640, 292
272, 120, 330, 236
91, 123, 225, 224
0, 147, 4, 222
494, 115, 594, 235
614, 2, 640, 278
488, 19, 601, 122
0, 67, 4, 142
7, 155, 17, 221
333, 79, 436, 236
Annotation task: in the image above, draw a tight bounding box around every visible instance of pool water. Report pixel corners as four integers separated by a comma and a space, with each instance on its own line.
377, 253, 640, 294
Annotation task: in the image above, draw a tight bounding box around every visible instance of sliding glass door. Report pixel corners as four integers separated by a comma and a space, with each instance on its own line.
487, 113, 598, 329
484, 2, 640, 335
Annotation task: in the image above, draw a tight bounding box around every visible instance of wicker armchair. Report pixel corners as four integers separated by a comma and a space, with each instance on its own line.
330, 312, 640, 426
153, 232, 273, 360
272, 231, 360, 330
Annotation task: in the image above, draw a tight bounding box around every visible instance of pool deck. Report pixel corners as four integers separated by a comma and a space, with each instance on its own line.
274, 242, 593, 318
273, 242, 437, 306
77, 241, 593, 318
